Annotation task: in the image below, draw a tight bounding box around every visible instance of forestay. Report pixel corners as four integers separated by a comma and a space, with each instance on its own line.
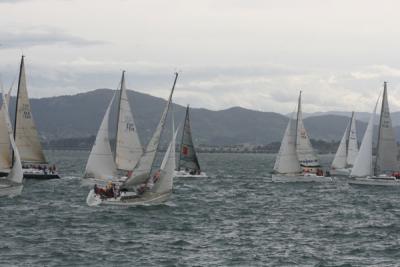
14, 56, 46, 163
295, 92, 320, 168
273, 114, 302, 174
84, 92, 117, 180
178, 105, 201, 172
375, 83, 398, 175
115, 71, 142, 171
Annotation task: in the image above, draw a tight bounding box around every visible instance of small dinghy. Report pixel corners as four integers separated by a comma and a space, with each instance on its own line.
0, 88, 24, 197
174, 105, 207, 178
349, 82, 400, 186
12, 56, 59, 179
83, 71, 143, 186
272, 91, 331, 183
86, 73, 179, 206
330, 112, 358, 177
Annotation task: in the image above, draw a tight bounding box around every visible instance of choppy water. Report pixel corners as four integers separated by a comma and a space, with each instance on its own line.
1, 151, 400, 266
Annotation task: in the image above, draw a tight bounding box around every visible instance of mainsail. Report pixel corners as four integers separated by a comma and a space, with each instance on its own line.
331, 120, 350, 169
115, 71, 142, 171
346, 112, 358, 167
177, 105, 201, 172
273, 113, 302, 174
14, 56, 46, 163
295, 91, 320, 168
84, 92, 118, 180
0, 87, 13, 170
374, 82, 398, 175
123, 73, 178, 188
351, 97, 379, 177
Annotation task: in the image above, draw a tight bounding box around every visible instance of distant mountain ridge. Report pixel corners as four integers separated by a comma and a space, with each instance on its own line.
7, 89, 400, 146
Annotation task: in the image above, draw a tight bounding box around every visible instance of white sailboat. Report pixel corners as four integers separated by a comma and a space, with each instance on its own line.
272, 92, 331, 182
330, 112, 358, 176
175, 105, 207, 178
86, 73, 179, 206
0, 88, 24, 197
13, 56, 59, 179
83, 71, 142, 185
349, 82, 400, 186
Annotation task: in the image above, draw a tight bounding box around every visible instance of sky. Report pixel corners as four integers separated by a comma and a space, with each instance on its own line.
1, 0, 400, 114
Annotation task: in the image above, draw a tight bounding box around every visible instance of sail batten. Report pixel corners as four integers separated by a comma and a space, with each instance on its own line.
14, 56, 47, 163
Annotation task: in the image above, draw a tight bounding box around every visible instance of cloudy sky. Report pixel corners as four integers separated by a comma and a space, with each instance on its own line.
1, 0, 400, 114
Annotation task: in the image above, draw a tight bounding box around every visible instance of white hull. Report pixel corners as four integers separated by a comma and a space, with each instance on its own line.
174, 170, 207, 178
348, 176, 400, 186
86, 189, 171, 206
0, 181, 23, 197
271, 173, 332, 183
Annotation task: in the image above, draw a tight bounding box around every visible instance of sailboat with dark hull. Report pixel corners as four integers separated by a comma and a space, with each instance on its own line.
12, 56, 59, 179
175, 105, 206, 178
349, 82, 400, 186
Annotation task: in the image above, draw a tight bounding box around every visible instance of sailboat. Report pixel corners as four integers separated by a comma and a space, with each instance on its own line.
174, 105, 207, 178
86, 73, 179, 206
83, 71, 142, 185
0, 88, 24, 197
349, 82, 400, 186
13, 56, 59, 179
272, 91, 331, 182
330, 112, 358, 176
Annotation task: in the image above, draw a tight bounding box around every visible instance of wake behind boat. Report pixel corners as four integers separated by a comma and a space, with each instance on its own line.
86, 73, 179, 206
349, 82, 400, 186
174, 105, 207, 178
271, 92, 331, 183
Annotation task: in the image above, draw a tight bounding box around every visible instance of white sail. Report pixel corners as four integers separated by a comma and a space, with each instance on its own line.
375, 82, 398, 175
0, 88, 12, 170
351, 98, 379, 177
84, 92, 117, 180
123, 73, 178, 188
273, 114, 302, 174
346, 112, 358, 167
115, 71, 142, 171
152, 123, 178, 194
295, 92, 320, 168
14, 56, 46, 163
2, 91, 23, 184
331, 121, 350, 169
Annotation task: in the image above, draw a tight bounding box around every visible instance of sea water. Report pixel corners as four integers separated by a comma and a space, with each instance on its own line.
1, 151, 399, 266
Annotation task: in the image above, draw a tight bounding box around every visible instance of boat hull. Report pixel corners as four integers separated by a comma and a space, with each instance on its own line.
86, 189, 171, 206
174, 170, 207, 178
272, 174, 332, 183
0, 181, 23, 197
348, 176, 400, 186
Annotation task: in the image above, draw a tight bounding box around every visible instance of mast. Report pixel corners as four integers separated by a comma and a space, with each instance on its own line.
148, 72, 178, 176
177, 105, 189, 171
114, 71, 124, 162
295, 91, 301, 149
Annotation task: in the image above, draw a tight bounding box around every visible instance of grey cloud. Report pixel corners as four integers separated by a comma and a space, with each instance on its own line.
0, 28, 104, 49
